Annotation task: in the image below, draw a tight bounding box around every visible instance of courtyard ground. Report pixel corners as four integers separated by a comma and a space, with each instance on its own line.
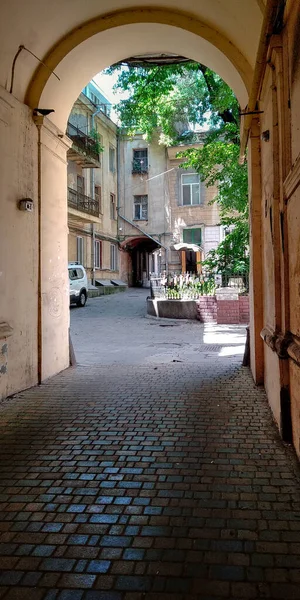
0, 289, 300, 599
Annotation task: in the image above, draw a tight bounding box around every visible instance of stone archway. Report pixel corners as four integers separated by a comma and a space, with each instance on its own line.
14, 9, 257, 392
0, 0, 266, 418
25, 8, 252, 133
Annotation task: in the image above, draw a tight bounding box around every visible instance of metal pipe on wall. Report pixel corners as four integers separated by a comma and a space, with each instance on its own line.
33, 114, 44, 384
239, 0, 283, 161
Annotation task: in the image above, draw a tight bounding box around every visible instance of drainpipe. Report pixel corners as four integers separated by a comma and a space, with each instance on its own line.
239, 0, 283, 160
91, 223, 95, 285
90, 108, 101, 285
116, 135, 121, 276
33, 114, 44, 384
117, 135, 121, 228
90, 107, 102, 199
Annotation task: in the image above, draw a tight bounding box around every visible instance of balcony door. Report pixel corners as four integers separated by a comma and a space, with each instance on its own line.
77, 175, 85, 196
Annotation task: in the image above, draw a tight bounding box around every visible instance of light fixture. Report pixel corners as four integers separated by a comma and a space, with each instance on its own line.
261, 130, 270, 142
33, 108, 55, 116
18, 198, 34, 212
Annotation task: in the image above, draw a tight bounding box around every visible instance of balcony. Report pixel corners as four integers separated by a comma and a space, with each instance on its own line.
67, 122, 101, 168
68, 187, 99, 218
132, 157, 148, 174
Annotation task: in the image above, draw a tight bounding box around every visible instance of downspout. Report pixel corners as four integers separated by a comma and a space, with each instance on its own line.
117, 134, 121, 276
90, 108, 101, 285
117, 135, 121, 227
33, 114, 43, 384
90, 107, 101, 197
239, 0, 283, 161
91, 223, 95, 285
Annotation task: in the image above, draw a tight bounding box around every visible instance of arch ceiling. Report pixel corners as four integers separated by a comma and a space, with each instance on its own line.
0, 2, 263, 130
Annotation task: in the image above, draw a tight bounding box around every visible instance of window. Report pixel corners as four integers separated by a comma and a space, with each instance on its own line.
95, 185, 101, 213
90, 92, 99, 105
132, 148, 148, 173
69, 268, 84, 280
181, 173, 200, 205
94, 240, 102, 269
77, 175, 85, 195
110, 244, 118, 271
183, 228, 202, 245
134, 195, 148, 220
77, 236, 84, 264
109, 146, 116, 172
110, 193, 116, 220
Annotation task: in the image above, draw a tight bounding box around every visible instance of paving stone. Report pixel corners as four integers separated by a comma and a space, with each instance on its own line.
1, 291, 300, 597
86, 560, 111, 573
40, 558, 76, 572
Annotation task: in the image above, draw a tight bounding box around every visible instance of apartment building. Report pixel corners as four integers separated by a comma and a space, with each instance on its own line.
118, 132, 222, 285
67, 81, 120, 284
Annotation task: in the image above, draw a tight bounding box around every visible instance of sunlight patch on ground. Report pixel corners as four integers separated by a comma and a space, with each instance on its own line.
218, 345, 245, 356
203, 323, 246, 352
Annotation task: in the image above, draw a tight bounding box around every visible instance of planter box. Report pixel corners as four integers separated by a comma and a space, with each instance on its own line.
147, 298, 199, 320
147, 294, 250, 324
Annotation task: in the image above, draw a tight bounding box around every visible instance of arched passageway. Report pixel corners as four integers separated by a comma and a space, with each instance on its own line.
1, 2, 300, 458
120, 237, 162, 287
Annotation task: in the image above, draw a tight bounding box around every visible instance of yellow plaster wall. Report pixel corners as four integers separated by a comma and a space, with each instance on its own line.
39, 119, 71, 381
0, 88, 38, 399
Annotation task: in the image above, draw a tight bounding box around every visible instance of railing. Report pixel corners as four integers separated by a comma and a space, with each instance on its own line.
67, 122, 100, 162
150, 271, 249, 299
68, 188, 99, 216
132, 158, 148, 174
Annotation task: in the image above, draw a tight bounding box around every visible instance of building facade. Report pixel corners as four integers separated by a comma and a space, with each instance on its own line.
118, 133, 222, 285
67, 82, 120, 284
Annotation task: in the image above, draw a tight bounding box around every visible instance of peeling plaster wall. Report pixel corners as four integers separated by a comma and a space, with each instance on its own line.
0, 86, 38, 399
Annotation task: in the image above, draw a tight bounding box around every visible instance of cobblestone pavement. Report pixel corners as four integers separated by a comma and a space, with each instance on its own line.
70, 289, 246, 367
1, 292, 300, 599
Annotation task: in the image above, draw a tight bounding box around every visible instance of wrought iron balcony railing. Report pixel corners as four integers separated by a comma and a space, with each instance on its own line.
68, 187, 99, 217
132, 157, 148, 174
67, 122, 100, 163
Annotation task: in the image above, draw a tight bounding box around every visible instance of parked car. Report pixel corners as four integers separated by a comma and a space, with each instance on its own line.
68, 262, 88, 307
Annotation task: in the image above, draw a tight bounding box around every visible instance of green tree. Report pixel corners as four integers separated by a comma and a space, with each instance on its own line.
107, 62, 248, 272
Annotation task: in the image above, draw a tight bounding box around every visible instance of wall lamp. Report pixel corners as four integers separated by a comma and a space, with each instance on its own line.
33, 108, 55, 116
18, 198, 34, 212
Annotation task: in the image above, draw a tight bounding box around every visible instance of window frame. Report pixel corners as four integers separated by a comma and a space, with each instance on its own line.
133, 194, 148, 220
95, 185, 102, 213
76, 236, 84, 264
94, 239, 102, 269
109, 145, 116, 172
110, 193, 116, 220
77, 175, 85, 195
182, 228, 202, 245
132, 148, 148, 174
110, 243, 118, 271
181, 173, 200, 206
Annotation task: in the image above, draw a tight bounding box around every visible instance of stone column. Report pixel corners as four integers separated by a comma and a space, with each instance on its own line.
34, 116, 72, 381
248, 118, 264, 384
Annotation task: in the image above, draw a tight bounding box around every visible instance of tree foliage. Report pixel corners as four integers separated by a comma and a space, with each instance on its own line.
202, 222, 249, 276
106, 62, 249, 273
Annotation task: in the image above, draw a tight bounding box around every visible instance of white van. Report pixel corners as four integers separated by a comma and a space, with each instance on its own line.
68, 262, 88, 307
